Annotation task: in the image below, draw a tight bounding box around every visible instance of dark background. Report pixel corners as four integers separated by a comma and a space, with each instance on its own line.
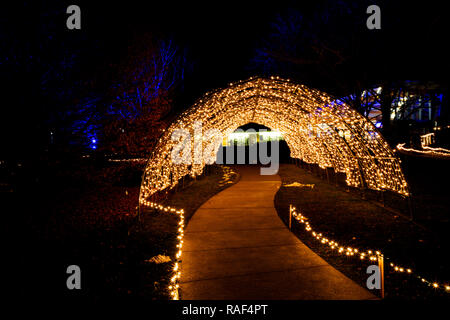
1, 0, 449, 304
2, 0, 449, 159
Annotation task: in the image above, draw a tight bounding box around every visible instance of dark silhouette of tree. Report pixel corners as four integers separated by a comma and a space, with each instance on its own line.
74, 33, 189, 157
248, 0, 448, 143
1, 2, 91, 161
249, 1, 362, 92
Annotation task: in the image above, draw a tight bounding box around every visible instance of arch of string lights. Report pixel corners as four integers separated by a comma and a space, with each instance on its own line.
139, 76, 409, 205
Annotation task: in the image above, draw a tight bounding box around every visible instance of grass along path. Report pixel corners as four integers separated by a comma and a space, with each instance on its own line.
24, 161, 239, 302
274, 164, 449, 299
132, 165, 239, 299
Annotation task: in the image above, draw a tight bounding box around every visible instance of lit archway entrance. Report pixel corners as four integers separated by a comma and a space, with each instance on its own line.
139, 76, 409, 206
217, 123, 290, 165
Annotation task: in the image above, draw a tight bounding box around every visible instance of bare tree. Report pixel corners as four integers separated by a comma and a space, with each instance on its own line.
73, 33, 189, 157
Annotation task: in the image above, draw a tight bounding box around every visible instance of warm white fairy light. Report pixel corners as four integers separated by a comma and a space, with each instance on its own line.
289, 205, 449, 294
397, 143, 450, 158
139, 77, 409, 206
141, 200, 184, 300
423, 146, 450, 153
108, 158, 147, 163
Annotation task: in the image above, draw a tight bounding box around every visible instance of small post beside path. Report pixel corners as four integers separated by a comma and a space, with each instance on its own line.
289, 205, 292, 230
378, 254, 385, 299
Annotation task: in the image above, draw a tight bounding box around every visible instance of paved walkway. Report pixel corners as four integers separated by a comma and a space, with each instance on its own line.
180, 166, 376, 300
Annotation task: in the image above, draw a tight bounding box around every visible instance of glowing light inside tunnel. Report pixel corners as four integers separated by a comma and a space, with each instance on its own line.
139, 77, 409, 206
225, 130, 283, 145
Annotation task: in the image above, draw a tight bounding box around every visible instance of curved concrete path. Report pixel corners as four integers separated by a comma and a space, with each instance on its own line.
180, 166, 376, 300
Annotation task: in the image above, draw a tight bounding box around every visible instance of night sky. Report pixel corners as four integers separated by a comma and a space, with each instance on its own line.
1, 0, 448, 159
3, 1, 448, 97
79, 0, 448, 88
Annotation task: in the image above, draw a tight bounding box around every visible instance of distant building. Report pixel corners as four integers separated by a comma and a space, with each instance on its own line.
340, 81, 447, 130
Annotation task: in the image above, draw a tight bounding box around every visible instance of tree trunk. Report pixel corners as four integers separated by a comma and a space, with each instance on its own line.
380, 83, 395, 143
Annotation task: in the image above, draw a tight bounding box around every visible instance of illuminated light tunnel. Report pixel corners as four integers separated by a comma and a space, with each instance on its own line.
139, 77, 409, 206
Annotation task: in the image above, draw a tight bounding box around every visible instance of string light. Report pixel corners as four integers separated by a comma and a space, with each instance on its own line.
397, 143, 450, 158
420, 133, 435, 147
139, 77, 410, 208
108, 158, 147, 163
432, 125, 450, 131
141, 200, 185, 300
289, 205, 450, 294
423, 146, 450, 153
